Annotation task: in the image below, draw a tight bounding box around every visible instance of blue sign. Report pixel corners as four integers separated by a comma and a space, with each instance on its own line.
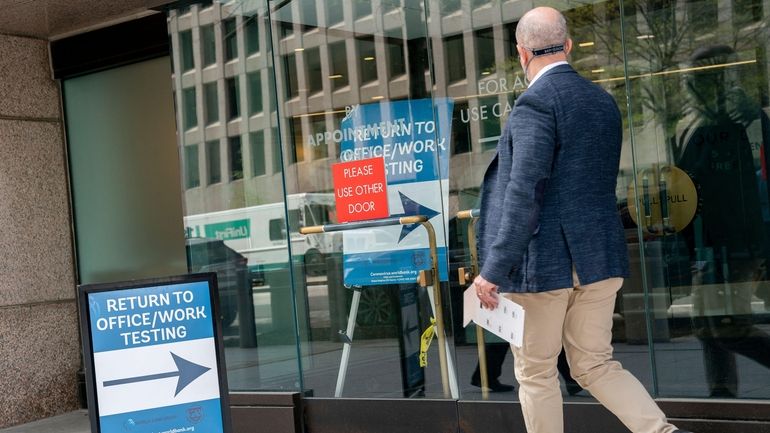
79, 274, 231, 433
339, 98, 453, 286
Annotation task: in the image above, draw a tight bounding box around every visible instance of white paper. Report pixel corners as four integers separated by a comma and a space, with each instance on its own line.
463, 287, 525, 347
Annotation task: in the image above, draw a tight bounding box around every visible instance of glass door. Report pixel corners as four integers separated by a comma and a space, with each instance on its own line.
426, 0, 659, 401
266, 0, 456, 398
621, 0, 770, 398
167, 0, 302, 392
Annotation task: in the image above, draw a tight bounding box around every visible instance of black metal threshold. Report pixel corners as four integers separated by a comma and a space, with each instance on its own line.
228, 393, 770, 433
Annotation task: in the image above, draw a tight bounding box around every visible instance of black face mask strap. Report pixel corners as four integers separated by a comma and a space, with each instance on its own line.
521, 44, 565, 85
528, 44, 565, 57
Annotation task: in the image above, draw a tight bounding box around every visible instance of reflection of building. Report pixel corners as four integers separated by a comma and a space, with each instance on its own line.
169, 3, 284, 213
168, 1, 542, 215
171, 0, 770, 215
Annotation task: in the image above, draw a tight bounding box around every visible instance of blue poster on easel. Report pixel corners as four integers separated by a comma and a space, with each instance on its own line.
338, 98, 453, 286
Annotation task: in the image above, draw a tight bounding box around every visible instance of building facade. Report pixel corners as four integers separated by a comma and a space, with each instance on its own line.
1, 0, 770, 431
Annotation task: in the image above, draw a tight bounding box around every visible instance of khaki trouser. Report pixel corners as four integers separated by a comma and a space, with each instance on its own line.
503, 274, 679, 433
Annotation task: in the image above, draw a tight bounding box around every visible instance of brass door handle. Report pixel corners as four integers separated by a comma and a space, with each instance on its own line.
458, 267, 475, 285
418, 269, 434, 287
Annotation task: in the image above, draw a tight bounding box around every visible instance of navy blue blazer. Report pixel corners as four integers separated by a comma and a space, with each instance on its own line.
478, 64, 630, 293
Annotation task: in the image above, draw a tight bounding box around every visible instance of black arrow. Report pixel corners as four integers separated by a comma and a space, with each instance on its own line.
390, 192, 440, 242
103, 352, 210, 397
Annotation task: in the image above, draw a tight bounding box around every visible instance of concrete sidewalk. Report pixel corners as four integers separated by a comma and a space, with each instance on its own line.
0, 411, 90, 433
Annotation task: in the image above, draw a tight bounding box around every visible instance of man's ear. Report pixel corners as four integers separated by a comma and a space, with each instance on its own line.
564, 38, 573, 55
516, 45, 528, 67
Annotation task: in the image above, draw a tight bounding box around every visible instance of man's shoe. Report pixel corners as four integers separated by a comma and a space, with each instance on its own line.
488, 381, 515, 392
470, 378, 515, 392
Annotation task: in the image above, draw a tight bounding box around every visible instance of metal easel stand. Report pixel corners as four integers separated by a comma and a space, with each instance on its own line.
300, 215, 458, 399
457, 208, 490, 400
335, 286, 361, 397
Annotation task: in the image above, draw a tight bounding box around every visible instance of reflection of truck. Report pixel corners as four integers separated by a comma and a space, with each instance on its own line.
184, 193, 338, 277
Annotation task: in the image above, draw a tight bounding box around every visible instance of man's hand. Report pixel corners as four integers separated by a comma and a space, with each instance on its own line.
473, 275, 499, 309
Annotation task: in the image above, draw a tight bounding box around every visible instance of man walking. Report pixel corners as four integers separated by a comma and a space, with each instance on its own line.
472, 7, 692, 433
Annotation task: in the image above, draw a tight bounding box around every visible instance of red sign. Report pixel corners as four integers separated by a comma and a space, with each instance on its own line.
332, 157, 389, 223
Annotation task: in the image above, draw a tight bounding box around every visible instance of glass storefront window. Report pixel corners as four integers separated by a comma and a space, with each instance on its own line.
169, 2, 301, 393
167, 0, 770, 402
267, 0, 458, 400
429, 0, 660, 403
619, 0, 770, 399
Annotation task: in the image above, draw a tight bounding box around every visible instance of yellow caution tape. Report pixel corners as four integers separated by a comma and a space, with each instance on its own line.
419, 317, 436, 367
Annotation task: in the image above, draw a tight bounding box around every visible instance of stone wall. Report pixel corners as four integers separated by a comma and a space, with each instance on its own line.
0, 34, 80, 428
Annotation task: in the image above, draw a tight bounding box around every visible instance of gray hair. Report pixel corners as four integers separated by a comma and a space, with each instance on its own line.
515, 8, 569, 49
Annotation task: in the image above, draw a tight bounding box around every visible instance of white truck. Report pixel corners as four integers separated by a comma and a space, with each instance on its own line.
184, 193, 338, 277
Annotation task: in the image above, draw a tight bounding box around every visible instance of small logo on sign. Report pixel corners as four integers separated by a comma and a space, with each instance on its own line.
187, 406, 204, 424
123, 418, 136, 431
413, 252, 425, 267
